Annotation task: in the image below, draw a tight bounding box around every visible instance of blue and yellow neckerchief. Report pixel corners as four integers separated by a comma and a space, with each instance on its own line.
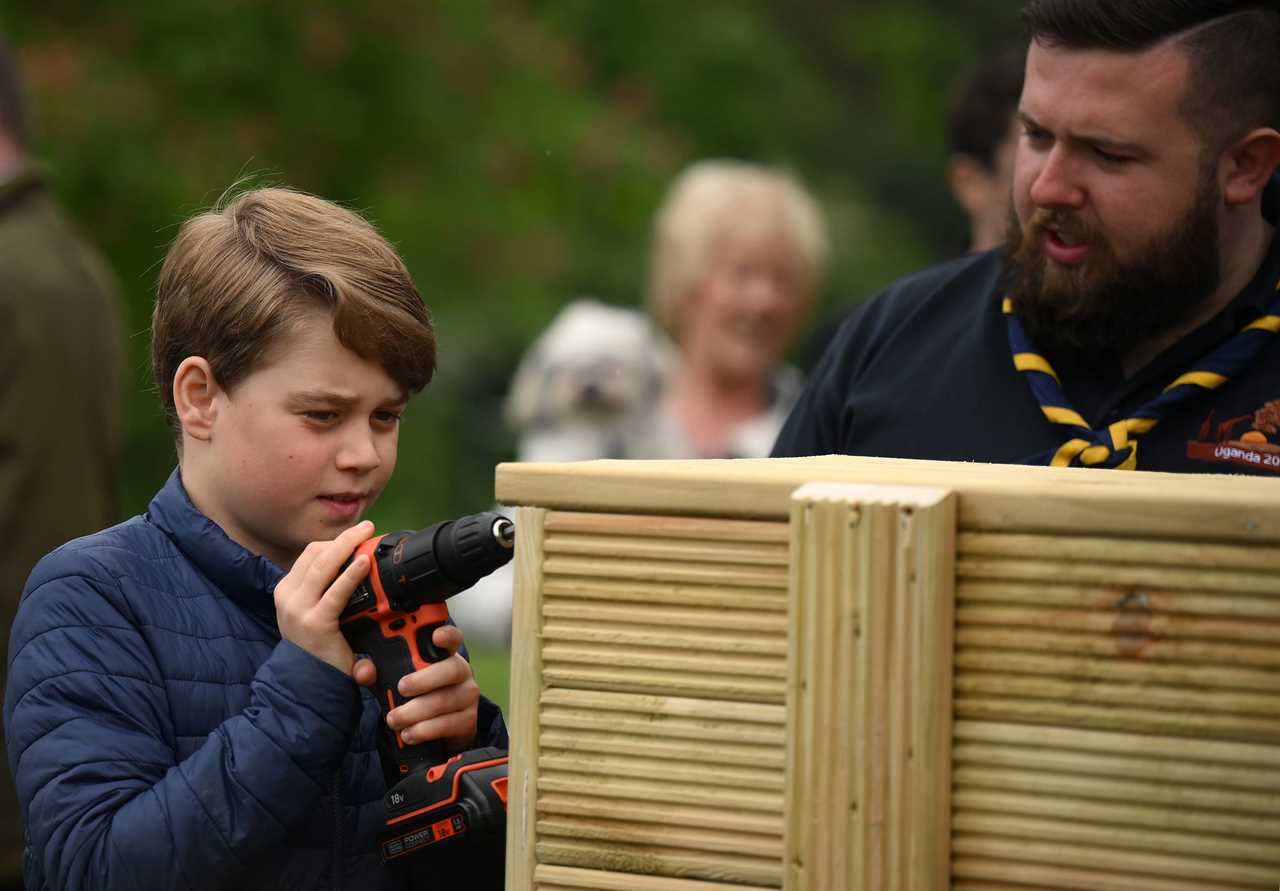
1004, 279, 1280, 469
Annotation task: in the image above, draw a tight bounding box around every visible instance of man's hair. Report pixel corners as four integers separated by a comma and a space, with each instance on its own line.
152, 187, 436, 437
946, 47, 1027, 171
647, 159, 828, 337
1022, 1, 1280, 151
0, 31, 31, 150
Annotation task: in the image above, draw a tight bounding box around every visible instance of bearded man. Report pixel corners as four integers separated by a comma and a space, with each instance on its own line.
773, 0, 1280, 475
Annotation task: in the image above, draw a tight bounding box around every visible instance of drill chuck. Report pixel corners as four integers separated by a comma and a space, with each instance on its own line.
371, 512, 514, 614
432, 513, 514, 593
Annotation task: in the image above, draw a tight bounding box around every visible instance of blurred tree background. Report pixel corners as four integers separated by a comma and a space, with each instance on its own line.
1, 0, 1022, 540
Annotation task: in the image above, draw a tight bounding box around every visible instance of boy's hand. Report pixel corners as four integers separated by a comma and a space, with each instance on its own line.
385, 624, 480, 753
274, 520, 377, 679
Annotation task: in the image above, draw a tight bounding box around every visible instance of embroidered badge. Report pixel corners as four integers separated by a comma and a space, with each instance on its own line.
1187, 400, 1280, 472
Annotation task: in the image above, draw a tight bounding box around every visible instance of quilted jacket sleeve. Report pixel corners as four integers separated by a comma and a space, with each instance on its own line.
474, 694, 508, 751
5, 552, 365, 891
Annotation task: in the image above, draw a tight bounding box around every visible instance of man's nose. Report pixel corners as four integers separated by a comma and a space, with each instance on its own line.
1028, 146, 1085, 209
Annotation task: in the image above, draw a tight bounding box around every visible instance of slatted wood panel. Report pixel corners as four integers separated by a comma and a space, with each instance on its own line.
530, 511, 791, 889
500, 457, 1280, 891
951, 531, 1280, 891
534, 864, 762, 890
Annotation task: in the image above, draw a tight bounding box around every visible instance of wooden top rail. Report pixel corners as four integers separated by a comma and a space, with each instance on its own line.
496, 455, 1280, 544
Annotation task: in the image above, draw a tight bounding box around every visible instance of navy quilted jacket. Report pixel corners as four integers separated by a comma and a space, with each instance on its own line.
3, 470, 508, 890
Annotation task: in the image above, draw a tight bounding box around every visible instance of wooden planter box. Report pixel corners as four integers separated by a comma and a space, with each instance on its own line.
496, 456, 1280, 891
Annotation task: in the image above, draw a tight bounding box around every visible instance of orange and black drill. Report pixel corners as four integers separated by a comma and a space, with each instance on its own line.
339, 511, 513, 864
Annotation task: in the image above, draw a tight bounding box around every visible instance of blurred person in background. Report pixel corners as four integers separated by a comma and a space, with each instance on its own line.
945, 46, 1027, 254
507, 159, 828, 462
460, 160, 829, 645
0, 32, 124, 889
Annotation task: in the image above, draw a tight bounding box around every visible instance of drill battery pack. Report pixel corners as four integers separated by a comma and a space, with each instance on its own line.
380, 745, 509, 863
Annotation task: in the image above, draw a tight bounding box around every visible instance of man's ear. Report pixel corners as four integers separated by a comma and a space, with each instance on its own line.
1221, 127, 1280, 206
173, 357, 220, 442
947, 155, 993, 218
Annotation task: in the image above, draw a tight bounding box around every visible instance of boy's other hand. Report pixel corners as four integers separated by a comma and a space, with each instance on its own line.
274, 520, 377, 679
384, 624, 480, 753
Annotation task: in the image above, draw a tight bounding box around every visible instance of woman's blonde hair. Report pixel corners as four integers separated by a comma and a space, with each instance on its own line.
152, 186, 436, 437
646, 160, 828, 336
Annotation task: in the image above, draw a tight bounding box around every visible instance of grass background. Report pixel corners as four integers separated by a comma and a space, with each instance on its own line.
468, 644, 512, 716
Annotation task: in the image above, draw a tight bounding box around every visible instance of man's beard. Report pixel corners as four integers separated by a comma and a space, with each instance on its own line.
1003, 175, 1221, 361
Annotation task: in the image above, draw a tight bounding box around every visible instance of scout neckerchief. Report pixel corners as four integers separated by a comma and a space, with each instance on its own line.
1003, 279, 1280, 469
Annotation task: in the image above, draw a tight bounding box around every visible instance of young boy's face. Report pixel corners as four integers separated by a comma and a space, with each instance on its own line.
198, 310, 408, 568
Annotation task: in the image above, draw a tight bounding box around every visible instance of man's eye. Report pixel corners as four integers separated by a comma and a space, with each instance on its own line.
1093, 147, 1130, 165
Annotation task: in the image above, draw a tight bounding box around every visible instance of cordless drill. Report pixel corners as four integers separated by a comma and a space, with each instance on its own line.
339, 511, 514, 864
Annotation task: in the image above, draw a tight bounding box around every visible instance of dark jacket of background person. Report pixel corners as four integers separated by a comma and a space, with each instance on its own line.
0, 164, 124, 885
5, 469, 510, 890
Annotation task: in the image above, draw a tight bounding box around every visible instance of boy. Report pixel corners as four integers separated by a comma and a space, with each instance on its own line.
3, 187, 507, 889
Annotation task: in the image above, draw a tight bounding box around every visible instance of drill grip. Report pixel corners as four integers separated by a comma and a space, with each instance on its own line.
343, 604, 452, 781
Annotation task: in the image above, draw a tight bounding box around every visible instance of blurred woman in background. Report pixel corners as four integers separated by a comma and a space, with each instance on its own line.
507, 159, 829, 461
466, 161, 828, 645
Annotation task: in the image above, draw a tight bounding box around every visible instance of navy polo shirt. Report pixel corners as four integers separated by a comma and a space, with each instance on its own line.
773, 177, 1280, 476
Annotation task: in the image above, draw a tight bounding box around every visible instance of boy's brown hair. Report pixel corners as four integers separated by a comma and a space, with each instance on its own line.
152, 187, 436, 438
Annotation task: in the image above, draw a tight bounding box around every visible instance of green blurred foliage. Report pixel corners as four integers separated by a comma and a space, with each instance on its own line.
0, 1, 1023, 529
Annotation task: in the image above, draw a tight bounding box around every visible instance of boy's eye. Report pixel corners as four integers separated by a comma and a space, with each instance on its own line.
1023, 127, 1051, 147
302, 410, 338, 422
373, 410, 403, 426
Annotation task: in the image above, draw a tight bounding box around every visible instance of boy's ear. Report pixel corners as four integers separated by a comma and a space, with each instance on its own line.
173, 357, 220, 442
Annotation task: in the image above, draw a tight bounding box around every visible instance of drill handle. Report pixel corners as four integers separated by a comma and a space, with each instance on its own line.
371, 663, 448, 784
343, 607, 451, 783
